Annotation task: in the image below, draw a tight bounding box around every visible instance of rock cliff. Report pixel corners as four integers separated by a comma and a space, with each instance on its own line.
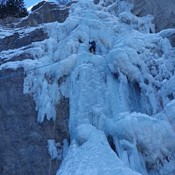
128, 0, 175, 32
0, 68, 69, 175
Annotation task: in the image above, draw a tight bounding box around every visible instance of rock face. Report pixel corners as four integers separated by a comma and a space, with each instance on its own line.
128, 0, 175, 32
0, 17, 20, 28
0, 1, 70, 28
0, 53, 35, 65
0, 28, 48, 52
31, 0, 47, 12
0, 68, 69, 175
17, 1, 70, 27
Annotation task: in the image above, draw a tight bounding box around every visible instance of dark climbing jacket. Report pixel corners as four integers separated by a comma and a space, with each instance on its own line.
89, 41, 96, 54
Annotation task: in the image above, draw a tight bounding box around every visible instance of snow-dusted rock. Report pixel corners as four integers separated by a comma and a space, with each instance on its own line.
128, 0, 175, 32
17, 1, 70, 27
0, 28, 48, 52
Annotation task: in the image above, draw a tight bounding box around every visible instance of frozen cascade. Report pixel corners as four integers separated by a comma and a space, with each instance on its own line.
57, 0, 175, 173
69, 53, 108, 137
1, 0, 175, 174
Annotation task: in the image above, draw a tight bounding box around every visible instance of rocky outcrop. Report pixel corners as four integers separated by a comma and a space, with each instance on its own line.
0, 28, 48, 52
128, 0, 175, 32
0, 17, 20, 28
31, 1, 47, 12
17, 1, 70, 27
0, 68, 69, 175
0, 53, 35, 65
0, 1, 72, 28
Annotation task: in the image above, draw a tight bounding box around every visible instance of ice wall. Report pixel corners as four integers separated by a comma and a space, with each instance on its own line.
57, 1, 175, 175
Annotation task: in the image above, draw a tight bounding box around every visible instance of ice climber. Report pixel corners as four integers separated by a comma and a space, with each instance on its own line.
89, 41, 96, 54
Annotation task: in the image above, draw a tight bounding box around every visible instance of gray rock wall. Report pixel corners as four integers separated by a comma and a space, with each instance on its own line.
0, 29, 48, 52
128, 0, 175, 32
17, 2, 70, 28
0, 70, 69, 175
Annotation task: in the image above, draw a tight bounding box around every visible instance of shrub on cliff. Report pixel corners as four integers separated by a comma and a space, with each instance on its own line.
0, 0, 28, 18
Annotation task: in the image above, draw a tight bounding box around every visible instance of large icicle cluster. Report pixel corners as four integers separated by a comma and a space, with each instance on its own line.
1, 0, 175, 174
